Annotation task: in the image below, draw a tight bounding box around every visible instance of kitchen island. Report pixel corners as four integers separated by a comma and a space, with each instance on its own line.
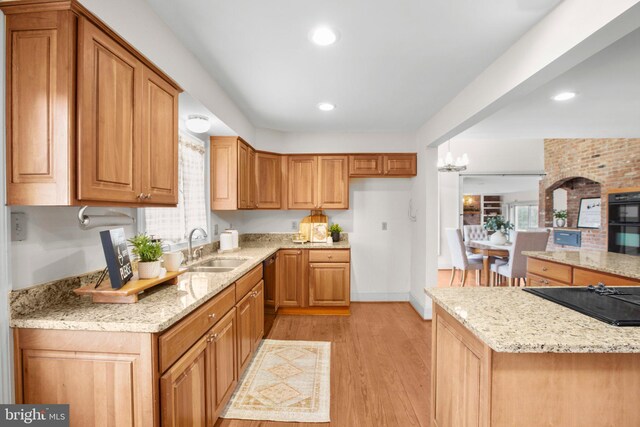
426, 287, 640, 427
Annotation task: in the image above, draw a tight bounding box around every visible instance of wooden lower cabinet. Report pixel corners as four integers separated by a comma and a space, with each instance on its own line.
278, 249, 307, 307
236, 281, 265, 377
161, 308, 237, 427
309, 262, 350, 306
526, 257, 640, 287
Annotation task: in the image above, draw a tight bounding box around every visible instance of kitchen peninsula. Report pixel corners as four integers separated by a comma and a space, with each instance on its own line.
426, 287, 640, 427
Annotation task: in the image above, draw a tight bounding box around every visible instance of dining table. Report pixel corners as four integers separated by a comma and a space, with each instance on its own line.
467, 240, 512, 286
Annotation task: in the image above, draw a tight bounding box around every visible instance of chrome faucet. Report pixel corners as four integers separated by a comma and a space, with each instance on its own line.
187, 227, 208, 263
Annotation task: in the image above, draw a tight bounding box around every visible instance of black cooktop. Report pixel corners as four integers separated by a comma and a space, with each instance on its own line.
523, 285, 640, 326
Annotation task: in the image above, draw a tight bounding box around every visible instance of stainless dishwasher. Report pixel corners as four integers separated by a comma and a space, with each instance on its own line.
263, 253, 278, 336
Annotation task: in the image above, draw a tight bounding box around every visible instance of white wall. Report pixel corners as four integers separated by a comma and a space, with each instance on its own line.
503, 190, 539, 203
10, 207, 137, 290
218, 130, 417, 301
437, 139, 544, 269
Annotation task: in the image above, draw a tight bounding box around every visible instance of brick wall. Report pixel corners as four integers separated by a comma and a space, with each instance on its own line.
540, 139, 640, 251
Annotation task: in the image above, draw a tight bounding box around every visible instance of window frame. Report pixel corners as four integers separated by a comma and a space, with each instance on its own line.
137, 130, 212, 252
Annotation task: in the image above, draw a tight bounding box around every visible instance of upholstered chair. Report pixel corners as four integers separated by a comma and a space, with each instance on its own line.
446, 228, 483, 286
491, 230, 550, 286
463, 224, 488, 242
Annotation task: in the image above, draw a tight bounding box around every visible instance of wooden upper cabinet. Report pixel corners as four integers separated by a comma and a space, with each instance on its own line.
288, 156, 318, 209
141, 67, 179, 204
383, 154, 417, 176
318, 156, 349, 209
2, 2, 182, 206
255, 152, 282, 209
77, 18, 142, 203
349, 155, 383, 177
5, 10, 76, 205
237, 140, 250, 209
211, 137, 239, 210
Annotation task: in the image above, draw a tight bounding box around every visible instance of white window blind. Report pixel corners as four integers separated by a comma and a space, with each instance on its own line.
144, 132, 207, 243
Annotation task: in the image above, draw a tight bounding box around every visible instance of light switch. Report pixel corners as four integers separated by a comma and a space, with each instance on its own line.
291, 221, 298, 230
213, 224, 219, 236
382, 222, 388, 231
11, 212, 27, 241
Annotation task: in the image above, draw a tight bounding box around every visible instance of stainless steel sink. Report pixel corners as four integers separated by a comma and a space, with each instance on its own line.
198, 259, 247, 268
189, 258, 247, 273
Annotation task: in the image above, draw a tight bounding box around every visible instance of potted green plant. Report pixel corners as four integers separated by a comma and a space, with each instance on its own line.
483, 216, 514, 245
553, 209, 568, 228
328, 223, 343, 242
128, 234, 164, 279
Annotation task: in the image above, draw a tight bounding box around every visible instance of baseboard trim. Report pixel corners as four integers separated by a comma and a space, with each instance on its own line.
409, 293, 426, 319
278, 307, 351, 316
351, 292, 410, 302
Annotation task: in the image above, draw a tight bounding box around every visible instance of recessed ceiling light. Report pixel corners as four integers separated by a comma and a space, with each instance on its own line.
310, 27, 338, 46
317, 102, 335, 111
552, 91, 576, 101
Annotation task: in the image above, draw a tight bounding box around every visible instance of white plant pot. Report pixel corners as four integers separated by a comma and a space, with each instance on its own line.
490, 231, 507, 245
555, 218, 566, 228
138, 261, 161, 279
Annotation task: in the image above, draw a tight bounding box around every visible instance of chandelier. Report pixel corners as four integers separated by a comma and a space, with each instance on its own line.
437, 141, 469, 172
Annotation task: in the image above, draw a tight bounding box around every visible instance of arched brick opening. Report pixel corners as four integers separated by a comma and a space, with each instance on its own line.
543, 176, 602, 228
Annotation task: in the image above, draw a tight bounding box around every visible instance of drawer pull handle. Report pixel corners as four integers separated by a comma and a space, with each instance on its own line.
207, 333, 219, 343
327, 255, 333, 259
542, 267, 548, 271
208, 313, 216, 321
146, 193, 152, 199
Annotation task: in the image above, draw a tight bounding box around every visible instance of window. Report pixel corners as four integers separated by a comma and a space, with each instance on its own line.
511, 204, 539, 231
143, 132, 208, 244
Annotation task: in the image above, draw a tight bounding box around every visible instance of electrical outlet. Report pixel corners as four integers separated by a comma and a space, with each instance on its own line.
291, 221, 298, 230
213, 224, 219, 236
11, 212, 27, 241
382, 222, 388, 231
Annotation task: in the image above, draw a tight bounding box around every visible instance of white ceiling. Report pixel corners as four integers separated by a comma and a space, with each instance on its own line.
462, 175, 542, 195
146, 0, 561, 132
455, 27, 640, 139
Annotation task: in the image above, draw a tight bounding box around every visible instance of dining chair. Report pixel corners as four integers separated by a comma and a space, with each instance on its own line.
491, 230, 550, 286
463, 225, 488, 242
446, 228, 483, 286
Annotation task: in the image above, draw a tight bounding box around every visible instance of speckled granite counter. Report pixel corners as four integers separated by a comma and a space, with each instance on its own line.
10, 237, 350, 333
425, 287, 640, 353
523, 250, 640, 280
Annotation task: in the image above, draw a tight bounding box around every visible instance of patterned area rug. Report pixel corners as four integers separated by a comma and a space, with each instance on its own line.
221, 339, 331, 422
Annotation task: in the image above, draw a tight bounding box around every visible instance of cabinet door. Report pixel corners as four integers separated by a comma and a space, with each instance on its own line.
383, 154, 417, 176
141, 67, 179, 205
248, 148, 256, 208
278, 249, 306, 307
237, 140, 251, 209
318, 156, 349, 209
255, 152, 282, 209
236, 291, 254, 377
161, 336, 207, 427
210, 137, 238, 210
288, 156, 318, 209
6, 11, 75, 205
252, 281, 264, 349
206, 308, 237, 423
77, 18, 143, 203
349, 155, 383, 177
309, 262, 350, 306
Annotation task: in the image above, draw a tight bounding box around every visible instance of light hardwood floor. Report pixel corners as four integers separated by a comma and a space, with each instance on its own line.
216, 302, 432, 427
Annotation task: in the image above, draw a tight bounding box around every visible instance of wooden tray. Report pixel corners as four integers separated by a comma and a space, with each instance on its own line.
74, 268, 188, 304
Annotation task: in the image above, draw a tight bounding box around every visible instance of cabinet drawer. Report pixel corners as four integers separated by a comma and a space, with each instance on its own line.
309, 249, 350, 263
236, 264, 263, 301
573, 268, 640, 286
159, 285, 235, 373
527, 258, 572, 283
526, 273, 569, 287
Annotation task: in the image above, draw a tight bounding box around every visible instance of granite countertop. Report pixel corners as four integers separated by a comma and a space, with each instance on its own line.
523, 250, 640, 280
10, 239, 350, 333
426, 287, 640, 353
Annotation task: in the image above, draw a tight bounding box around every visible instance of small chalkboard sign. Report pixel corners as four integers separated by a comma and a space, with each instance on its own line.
100, 228, 134, 289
